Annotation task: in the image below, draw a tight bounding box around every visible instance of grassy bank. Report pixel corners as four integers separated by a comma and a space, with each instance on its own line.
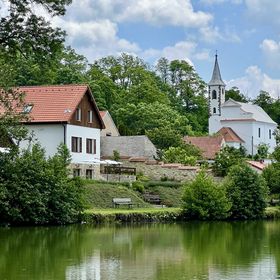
81, 207, 280, 224
81, 208, 183, 224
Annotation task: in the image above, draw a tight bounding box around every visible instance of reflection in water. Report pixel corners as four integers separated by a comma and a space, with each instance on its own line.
1, 222, 280, 279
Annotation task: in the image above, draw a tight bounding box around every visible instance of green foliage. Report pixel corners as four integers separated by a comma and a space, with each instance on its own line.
162, 146, 197, 165
225, 163, 268, 219
112, 150, 120, 161
263, 162, 280, 194
256, 143, 269, 159
212, 146, 244, 177
272, 145, 280, 162
132, 181, 145, 193
225, 87, 248, 102
0, 144, 84, 225
182, 171, 231, 220
143, 181, 183, 189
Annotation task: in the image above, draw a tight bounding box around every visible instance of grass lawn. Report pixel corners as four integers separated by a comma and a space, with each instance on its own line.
84, 207, 181, 215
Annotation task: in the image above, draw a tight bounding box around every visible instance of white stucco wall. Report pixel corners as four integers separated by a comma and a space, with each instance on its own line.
19, 124, 65, 157
209, 115, 222, 134
66, 124, 101, 163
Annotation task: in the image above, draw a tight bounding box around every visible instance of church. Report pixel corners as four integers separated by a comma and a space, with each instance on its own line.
208, 54, 277, 155
185, 55, 277, 158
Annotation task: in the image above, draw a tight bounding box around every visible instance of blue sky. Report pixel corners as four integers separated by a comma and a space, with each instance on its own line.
46, 0, 280, 98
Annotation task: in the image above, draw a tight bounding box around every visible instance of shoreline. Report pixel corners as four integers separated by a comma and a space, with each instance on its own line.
80, 206, 280, 224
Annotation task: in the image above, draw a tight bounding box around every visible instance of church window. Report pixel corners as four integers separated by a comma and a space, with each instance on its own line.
212, 90, 217, 99
213, 107, 216, 114
258, 128, 261, 138
269, 129, 272, 139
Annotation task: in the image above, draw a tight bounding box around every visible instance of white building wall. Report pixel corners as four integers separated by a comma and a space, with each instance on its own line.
252, 122, 277, 154
19, 124, 64, 157
209, 115, 222, 134
66, 124, 101, 163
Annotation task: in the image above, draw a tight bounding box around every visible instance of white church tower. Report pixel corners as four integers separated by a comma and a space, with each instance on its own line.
208, 54, 226, 134
208, 53, 225, 116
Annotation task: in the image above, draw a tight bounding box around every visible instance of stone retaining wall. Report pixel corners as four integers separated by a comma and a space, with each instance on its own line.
122, 160, 198, 181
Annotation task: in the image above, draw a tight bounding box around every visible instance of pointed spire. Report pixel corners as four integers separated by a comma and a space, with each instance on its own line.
208, 53, 225, 86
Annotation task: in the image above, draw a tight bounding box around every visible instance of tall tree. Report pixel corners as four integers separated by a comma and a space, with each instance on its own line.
226, 87, 248, 102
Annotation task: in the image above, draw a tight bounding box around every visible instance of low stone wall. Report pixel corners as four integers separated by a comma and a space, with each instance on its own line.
69, 163, 100, 179
99, 174, 136, 182
122, 160, 198, 182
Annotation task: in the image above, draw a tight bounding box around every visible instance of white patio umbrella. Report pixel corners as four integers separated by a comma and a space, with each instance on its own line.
0, 147, 10, 154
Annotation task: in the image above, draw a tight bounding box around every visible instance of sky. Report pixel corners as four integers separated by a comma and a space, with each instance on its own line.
29, 1, 280, 98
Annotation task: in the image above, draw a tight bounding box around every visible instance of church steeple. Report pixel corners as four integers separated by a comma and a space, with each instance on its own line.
209, 53, 225, 86
208, 53, 226, 116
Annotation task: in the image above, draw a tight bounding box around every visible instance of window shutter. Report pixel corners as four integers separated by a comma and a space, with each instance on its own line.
79, 137, 82, 152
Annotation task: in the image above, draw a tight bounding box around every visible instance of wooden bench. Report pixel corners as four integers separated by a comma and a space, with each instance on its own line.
143, 194, 161, 205
112, 198, 133, 208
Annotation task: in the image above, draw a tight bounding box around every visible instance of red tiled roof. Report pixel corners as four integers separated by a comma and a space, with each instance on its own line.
0, 85, 104, 126
218, 127, 244, 143
247, 160, 267, 171
183, 135, 224, 159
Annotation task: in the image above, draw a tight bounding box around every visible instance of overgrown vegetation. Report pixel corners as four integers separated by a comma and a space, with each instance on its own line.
225, 163, 268, 219
0, 144, 84, 225
212, 146, 245, 177
182, 171, 231, 220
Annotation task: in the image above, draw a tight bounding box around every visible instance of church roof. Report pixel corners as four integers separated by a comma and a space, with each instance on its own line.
218, 127, 244, 143
223, 99, 277, 125
208, 54, 226, 86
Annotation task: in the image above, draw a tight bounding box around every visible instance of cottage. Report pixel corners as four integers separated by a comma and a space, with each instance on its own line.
10, 85, 105, 178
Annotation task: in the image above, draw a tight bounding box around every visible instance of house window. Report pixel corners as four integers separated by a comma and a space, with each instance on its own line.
23, 104, 33, 113
72, 137, 82, 153
76, 108, 81, 121
73, 169, 80, 177
269, 129, 272, 139
86, 169, 93, 179
88, 110, 93, 123
213, 107, 216, 114
212, 90, 217, 99
86, 138, 96, 154
258, 128, 261, 138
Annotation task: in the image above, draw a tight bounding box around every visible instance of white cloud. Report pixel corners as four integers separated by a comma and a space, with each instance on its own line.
227, 65, 280, 98
52, 18, 140, 61
142, 40, 210, 66
245, 0, 280, 25
65, 0, 212, 28
260, 39, 280, 69
199, 25, 241, 43
200, 0, 242, 5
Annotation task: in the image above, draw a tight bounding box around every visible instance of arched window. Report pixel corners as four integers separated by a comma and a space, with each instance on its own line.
213, 107, 216, 114
212, 90, 217, 99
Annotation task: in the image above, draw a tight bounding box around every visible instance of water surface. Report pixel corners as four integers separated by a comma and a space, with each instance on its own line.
1, 221, 280, 280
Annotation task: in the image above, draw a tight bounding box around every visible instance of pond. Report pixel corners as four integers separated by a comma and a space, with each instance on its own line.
1, 221, 280, 280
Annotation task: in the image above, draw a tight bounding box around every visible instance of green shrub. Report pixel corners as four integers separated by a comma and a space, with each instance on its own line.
212, 146, 244, 177
225, 163, 268, 219
143, 181, 183, 189
132, 181, 145, 193
112, 150, 120, 161
263, 162, 280, 194
0, 144, 84, 225
256, 143, 269, 159
163, 146, 197, 165
182, 171, 231, 220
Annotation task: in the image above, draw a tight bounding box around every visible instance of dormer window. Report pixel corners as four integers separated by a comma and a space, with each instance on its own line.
23, 104, 33, 113
88, 110, 93, 123
212, 90, 217, 99
76, 108, 81, 121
